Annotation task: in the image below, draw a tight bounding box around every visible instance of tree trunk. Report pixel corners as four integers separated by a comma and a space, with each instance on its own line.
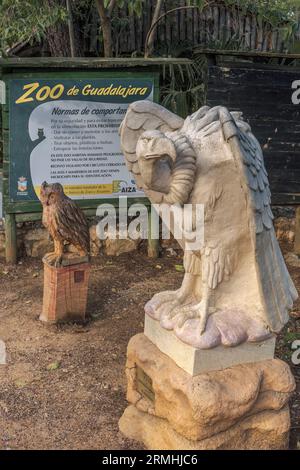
45, 0, 71, 56
145, 0, 164, 58
66, 0, 76, 57
95, 0, 115, 57
45, 0, 83, 57
46, 22, 72, 56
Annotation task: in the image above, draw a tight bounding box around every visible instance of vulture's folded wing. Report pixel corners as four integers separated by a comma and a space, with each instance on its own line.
221, 108, 298, 332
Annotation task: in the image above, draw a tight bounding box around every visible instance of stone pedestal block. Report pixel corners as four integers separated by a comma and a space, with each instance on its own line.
119, 334, 295, 450
144, 314, 276, 374
40, 256, 90, 323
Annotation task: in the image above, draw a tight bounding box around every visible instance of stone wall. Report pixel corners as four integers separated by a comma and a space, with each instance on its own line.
0, 219, 145, 259
0, 208, 296, 260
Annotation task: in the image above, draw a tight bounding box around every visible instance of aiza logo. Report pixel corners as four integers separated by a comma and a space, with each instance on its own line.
113, 179, 137, 194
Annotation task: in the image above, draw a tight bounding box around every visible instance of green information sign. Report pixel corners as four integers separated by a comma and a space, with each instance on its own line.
0, 59, 165, 263
9, 74, 157, 203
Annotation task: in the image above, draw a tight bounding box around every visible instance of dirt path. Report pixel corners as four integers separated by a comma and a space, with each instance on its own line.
0, 247, 299, 450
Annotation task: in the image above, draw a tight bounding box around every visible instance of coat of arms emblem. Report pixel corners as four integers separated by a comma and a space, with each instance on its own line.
18, 176, 28, 192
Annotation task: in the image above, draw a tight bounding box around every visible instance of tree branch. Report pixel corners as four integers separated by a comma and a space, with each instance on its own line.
108, 0, 117, 17
144, 0, 164, 58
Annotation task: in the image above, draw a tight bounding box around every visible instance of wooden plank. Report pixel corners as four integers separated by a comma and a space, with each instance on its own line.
198, 5, 204, 44
195, 48, 300, 61
245, 15, 251, 49
206, 5, 213, 43
225, 6, 231, 43
173, 9, 179, 48
2, 177, 9, 195
206, 61, 300, 206
218, 4, 226, 44
187, 5, 193, 44
179, 4, 185, 42
2, 110, 9, 129
5, 196, 151, 215
2, 129, 9, 166
2, 160, 9, 176
238, 8, 244, 47
0, 58, 193, 72
213, 5, 219, 42
147, 206, 159, 258
271, 193, 300, 205
268, 169, 300, 194
208, 64, 300, 86
15, 212, 42, 223
5, 213, 17, 264
250, 15, 256, 50
193, 7, 198, 45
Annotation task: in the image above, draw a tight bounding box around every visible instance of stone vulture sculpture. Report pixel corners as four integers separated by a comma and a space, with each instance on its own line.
120, 101, 298, 344
40, 182, 90, 266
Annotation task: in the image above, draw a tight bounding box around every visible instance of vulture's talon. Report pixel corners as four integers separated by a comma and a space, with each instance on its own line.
146, 288, 192, 317
175, 301, 216, 334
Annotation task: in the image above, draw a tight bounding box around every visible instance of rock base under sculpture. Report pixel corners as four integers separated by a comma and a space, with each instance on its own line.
119, 334, 295, 450
144, 315, 276, 374
121, 405, 291, 451
40, 256, 90, 323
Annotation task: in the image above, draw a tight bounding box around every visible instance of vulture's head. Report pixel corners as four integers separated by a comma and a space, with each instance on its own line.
136, 130, 176, 193
40, 181, 65, 206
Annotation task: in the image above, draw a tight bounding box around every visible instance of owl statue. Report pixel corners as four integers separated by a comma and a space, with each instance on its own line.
40, 182, 90, 266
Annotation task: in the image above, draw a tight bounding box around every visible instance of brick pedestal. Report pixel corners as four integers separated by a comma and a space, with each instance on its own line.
40, 256, 91, 323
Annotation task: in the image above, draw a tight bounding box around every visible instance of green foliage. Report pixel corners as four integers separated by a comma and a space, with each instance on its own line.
0, 0, 68, 53
102, 0, 143, 16
127, 0, 144, 16
188, 0, 299, 29
0, 0, 299, 56
160, 54, 207, 117
182, 1, 300, 52
0, 0, 146, 56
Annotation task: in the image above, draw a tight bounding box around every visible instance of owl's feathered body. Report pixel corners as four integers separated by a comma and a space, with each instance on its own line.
120, 101, 298, 335
40, 182, 90, 265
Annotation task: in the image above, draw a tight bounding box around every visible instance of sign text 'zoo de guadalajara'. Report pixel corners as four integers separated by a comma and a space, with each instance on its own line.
9, 77, 155, 202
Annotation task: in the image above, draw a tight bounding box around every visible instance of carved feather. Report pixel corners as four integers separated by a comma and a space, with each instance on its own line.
231, 120, 274, 234
202, 245, 234, 290
54, 198, 90, 253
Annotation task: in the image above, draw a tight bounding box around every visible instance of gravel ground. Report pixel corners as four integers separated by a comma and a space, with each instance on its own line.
0, 244, 299, 450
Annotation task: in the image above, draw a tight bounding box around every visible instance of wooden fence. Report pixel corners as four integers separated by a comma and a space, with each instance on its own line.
110, 1, 289, 56
206, 51, 300, 205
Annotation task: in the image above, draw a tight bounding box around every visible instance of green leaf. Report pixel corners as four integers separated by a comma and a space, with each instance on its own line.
175, 264, 185, 272
15, 379, 27, 388
47, 361, 61, 371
